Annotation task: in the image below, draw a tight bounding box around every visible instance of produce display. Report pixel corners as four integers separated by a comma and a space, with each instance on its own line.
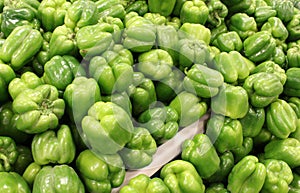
0, 0, 300, 192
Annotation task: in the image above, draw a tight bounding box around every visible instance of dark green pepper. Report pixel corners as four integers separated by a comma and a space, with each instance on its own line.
287, 13, 300, 41
0, 136, 18, 172
284, 67, 300, 97
95, 0, 126, 20
239, 106, 265, 137
124, 0, 148, 16
12, 145, 32, 175
232, 137, 253, 162
289, 172, 300, 193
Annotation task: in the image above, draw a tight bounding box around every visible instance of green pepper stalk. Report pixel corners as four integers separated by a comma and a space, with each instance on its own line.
211, 83, 249, 119
119, 127, 157, 169
169, 91, 207, 127
266, 99, 298, 139
0, 136, 18, 172
31, 124, 76, 165
81, 101, 133, 154
42, 55, 86, 91
0, 64, 15, 104
138, 106, 179, 143
76, 149, 125, 192
180, 0, 209, 24
32, 165, 85, 193
120, 174, 170, 193
243, 72, 284, 108
183, 64, 224, 98
160, 160, 205, 193
206, 114, 243, 153
181, 133, 220, 179
264, 138, 300, 168
227, 155, 266, 193
261, 159, 293, 193
12, 84, 65, 134
37, 0, 71, 32
64, 0, 99, 32
284, 67, 300, 97
0, 25, 43, 71
0, 171, 30, 193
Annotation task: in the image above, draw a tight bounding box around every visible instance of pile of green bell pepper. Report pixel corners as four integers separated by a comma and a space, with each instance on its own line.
0, 0, 300, 192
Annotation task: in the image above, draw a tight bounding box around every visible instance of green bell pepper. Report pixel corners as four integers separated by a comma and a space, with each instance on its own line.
181, 133, 220, 179
127, 72, 157, 117
98, 16, 124, 43
0, 64, 15, 104
243, 31, 276, 63
209, 21, 228, 43
102, 92, 132, 116
166, 16, 181, 29
227, 155, 266, 193
270, 46, 287, 68
123, 12, 156, 52
138, 106, 179, 143
205, 183, 229, 193
119, 127, 157, 169
155, 68, 184, 104
289, 172, 300, 193
205, 0, 228, 27
180, 0, 209, 24
143, 12, 167, 25
64, 76, 101, 125
183, 64, 224, 98
160, 160, 205, 193
251, 60, 287, 84
32, 164, 85, 193
120, 174, 170, 193
124, 0, 148, 16
0, 102, 30, 144
253, 127, 273, 149
254, 6, 277, 27
243, 72, 283, 108
212, 31, 243, 52
169, 91, 207, 127
64, 0, 99, 32
3, 0, 40, 16
211, 83, 249, 119
148, 0, 176, 16
288, 97, 300, 118
0, 136, 18, 172
1, 7, 40, 38
31, 124, 76, 165
48, 25, 78, 58
264, 138, 300, 168
42, 55, 86, 91
287, 13, 300, 41
177, 39, 210, 70
206, 114, 243, 153
12, 84, 65, 134
212, 51, 250, 84
81, 101, 133, 154
178, 23, 211, 45
206, 151, 235, 183
261, 159, 293, 193
275, 0, 294, 23
76, 149, 125, 192
287, 45, 300, 68
0, 171, 30, 193
22, 162, 42, 187
95, 0, 126, 20
12, 145, 33, 175
231, 137, 253, 162
266, 99, 298, 139
261, 16, 289, 45
37, 0, 71, 32
75, 22, 115, 59
284, 68, 300, 97
239, 106, 265, 137
137, 49, 173, 81
8, 71, 43, 100
89, 49, 134, 95
228, 13, 258, 40
0, 25, 43, 70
